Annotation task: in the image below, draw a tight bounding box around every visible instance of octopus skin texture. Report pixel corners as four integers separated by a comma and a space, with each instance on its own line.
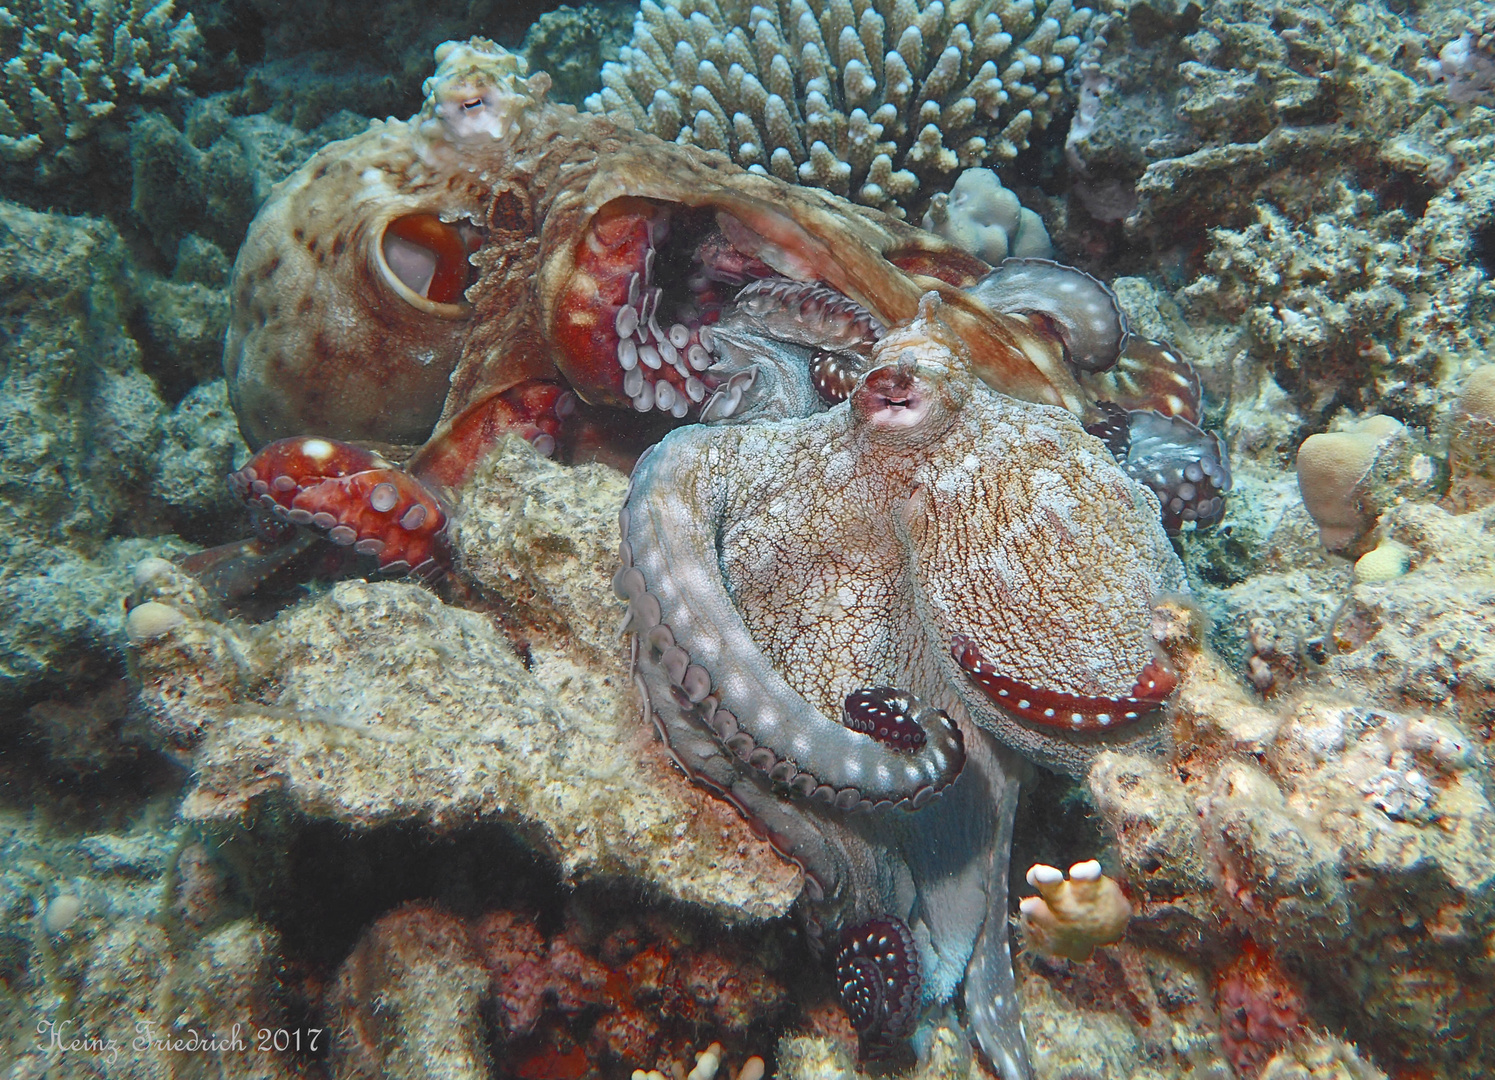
619, 298, 1188, 1075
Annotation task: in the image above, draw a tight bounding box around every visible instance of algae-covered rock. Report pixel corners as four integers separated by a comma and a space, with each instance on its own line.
1083, 650, 1495, 1075
130, 440, 800, 924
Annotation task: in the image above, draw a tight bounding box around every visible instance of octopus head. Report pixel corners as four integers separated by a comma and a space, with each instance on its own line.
417, 38, 544, 152
851, 293, 972, 445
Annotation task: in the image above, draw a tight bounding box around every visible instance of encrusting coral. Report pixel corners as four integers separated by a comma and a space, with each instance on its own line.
1446, 363, 1495, 511
586, 0, 1092, 216
1294, 414, 1438, 555
1083, 645, 1495, 1076
327, 900, 789, 1079
0, 0, 204, 185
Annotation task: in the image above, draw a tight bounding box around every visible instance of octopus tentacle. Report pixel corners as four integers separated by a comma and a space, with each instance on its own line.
619, 442, 966, 809
231, 437, 450, 579
965, 258, 1128, 374
1118, 411, 1232, 532
951, 635, 1177, 732
836, 915, 923, 1046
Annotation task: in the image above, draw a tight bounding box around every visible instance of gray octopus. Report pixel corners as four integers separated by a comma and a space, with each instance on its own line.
619, 295, 1189, 1076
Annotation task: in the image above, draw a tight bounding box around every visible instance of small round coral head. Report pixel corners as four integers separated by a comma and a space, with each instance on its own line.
1019, 860, 1132, 962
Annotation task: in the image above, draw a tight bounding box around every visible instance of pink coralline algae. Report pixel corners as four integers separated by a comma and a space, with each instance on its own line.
327, 901, 789, 1079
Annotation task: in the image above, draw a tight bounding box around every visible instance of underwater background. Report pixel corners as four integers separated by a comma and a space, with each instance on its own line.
2, 0, 1494, 1078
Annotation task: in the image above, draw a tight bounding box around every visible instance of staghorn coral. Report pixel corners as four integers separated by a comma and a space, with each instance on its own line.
0, 0, 204, 185
586, 0, 1092, 216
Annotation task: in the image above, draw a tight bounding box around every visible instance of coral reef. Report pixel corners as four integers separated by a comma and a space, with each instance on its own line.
1059, 0, 1495, 472
327, 899, 789, 1079
7, 4, 1495, 1079
0, 0, 205, 186
1083, 645, 1495, 1077
0, 200, 240, 712
0, 790, 304, 1078
586, 0, 1093, 216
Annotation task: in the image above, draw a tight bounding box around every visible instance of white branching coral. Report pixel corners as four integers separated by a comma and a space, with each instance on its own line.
0, 0, 203, 181
586, 0, 1091, 216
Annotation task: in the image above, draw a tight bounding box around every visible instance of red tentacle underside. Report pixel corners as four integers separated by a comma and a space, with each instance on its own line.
950, 634, 1176, 732
410, 380, 568, 491
549, 196, 668, 407
231, 437, 449, 579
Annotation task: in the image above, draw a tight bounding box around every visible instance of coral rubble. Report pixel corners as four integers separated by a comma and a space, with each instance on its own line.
129, 439, 801, 922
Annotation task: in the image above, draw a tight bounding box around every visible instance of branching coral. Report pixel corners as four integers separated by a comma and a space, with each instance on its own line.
586, 0, 1092, 217
1018, 859, 1132, 962
0, 0, 203, 183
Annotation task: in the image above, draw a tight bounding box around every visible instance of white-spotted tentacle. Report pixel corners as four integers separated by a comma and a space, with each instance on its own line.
966, 258, 1127, 374
619, 502, 842, 906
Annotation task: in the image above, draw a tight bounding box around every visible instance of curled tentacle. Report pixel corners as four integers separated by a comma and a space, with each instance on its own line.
617, 458, 966, 809
841, 688, 946, 751
951, 635, 1176, 732
837, 915, 923, 1046
1118, 411, 1232, 532
965, 258, 1128, 374
231, 437, 450, 579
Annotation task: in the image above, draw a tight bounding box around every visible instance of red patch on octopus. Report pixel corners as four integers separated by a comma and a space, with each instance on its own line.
950, 634, 1177, 732
549, 199, 727, 419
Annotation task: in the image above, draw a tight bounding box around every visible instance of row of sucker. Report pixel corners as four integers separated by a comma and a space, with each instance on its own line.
611, 218, 713, 417
229, 437, 448, 581
836, 915, 924, 1047
618, 499, 835, 906
1119, 411, 1232, 532
966, 258, 1128, 374
616, 455, 967, 811
729, 278, 885, 352
951, 635, 1177, 733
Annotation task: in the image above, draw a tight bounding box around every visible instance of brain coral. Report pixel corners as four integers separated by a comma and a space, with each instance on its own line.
0, 0, 203, 184
586, 0, 1091, 216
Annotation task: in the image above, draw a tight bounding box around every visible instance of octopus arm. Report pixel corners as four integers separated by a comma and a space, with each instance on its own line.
621, 428, 964, 809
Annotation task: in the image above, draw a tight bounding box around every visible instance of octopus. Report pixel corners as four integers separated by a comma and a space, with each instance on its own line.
204, 37, 1228, 1078
621, 297, 1187, 1075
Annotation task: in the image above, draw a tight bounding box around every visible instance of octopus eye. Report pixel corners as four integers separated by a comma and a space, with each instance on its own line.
379, 214, 477, 307
461, 97, 484, 111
